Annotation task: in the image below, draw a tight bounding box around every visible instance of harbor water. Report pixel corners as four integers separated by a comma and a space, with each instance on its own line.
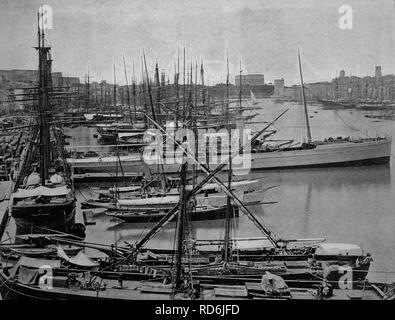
1, 99, 394, 283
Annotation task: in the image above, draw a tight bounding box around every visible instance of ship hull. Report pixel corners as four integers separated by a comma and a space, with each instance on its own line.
0, 270, 124, 300
11, 201, 76, 235
69, 138, 391, 175
248, 138, 391, 170
107, 206, 239, 223
319, 99, 356, 109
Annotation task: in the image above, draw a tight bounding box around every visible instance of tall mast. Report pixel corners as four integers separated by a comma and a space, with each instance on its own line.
66, 77, 70, 111
86, 66, 90, 111
143, 51, 157, 124
154, 60, 166, 190
175, 48, 180, 131
123, 56, 133, 125
224, 49, 232, 263
239, 59, 242, 114
104, 86, 108, 111
201, 60, 209, 168
113, 61, 119, 199
37, 7, 51, 183
189, 60, 193, 107
298, 49, 312, 143
173, 158, 187, 291
173, 45, 188, 283
143, 52, 166, 188
37, 11, 41, 48
132, 60, 137, 121
191, 61, 198, 191
183, 46, 186, 122
77, 82, 80, 113
173, 48, 189, 290
140, 55, 148, 128
200, 60, 205, 106
100, 78, 103, 112
113, 61, 117, 117
154, 61, 161, 125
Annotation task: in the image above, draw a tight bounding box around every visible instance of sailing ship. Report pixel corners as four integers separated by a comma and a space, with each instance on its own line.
9, 15, 81, 237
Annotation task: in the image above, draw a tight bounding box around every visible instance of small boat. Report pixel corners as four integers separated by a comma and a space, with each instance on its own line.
0, 255, 193, 300
106, 205, 240, 223
2, 255, 392, 300
82, 189, 258, 211
92, 179, 259, 199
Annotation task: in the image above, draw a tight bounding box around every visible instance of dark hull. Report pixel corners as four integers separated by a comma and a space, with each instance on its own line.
108, 206, 239, 223
319, 99, 356, 108
12, 201, 76, 235
254, 156, 390, 170
0, 271, 105, 300
0, 269, 171, 300
97, 128, 146, 143
97, 134, 116, 143
192, 263, 370, 289
81, 201, 176, 211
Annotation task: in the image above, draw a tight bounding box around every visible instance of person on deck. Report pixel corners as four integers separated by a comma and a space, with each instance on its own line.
140, 173, 147, 195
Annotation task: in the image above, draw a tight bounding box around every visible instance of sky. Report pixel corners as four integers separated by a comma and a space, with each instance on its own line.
0, 0, 394, 85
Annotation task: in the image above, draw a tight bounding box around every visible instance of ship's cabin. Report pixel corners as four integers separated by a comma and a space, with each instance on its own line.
13, 166, 73, 207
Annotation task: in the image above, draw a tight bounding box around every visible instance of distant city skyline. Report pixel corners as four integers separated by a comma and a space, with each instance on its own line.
0, 0, 394, 86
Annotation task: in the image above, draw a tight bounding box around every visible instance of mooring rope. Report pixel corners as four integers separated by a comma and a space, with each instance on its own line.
334, 111, 360, 132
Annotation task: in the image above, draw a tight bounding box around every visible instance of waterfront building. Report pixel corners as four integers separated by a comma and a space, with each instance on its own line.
324, 66, 395, 102
375, 66, 382, 78
0, 69, 37, 83
273, 78, 285, 97
235, 73, 265, 86
0, 69, 80, 87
